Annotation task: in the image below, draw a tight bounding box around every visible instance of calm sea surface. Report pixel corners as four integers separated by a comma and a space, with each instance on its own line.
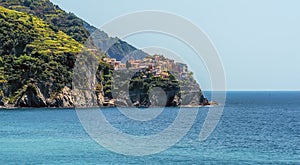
0, 92, 299, 164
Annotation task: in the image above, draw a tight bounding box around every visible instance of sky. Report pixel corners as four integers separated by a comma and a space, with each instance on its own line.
50, 0, 300, 91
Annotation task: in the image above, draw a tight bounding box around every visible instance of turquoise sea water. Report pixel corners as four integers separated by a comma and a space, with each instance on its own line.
0, 92, 299, 164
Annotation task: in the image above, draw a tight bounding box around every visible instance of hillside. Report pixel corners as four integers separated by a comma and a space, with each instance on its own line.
0, 0, 147, 60
0, 6, 105, 107
84, 23, 148, 61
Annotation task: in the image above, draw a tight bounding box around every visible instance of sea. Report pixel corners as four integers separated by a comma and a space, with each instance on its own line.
0, 92, 299, 164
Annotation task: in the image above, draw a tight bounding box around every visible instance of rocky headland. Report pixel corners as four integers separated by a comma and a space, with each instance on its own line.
0, 0, 210, 109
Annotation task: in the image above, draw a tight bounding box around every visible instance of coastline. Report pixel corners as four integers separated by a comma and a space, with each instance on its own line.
0, 102, 217, 110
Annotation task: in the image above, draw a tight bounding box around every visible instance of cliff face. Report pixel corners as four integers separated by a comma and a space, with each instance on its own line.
107, 69, 208, 108
16, 84, 47, 107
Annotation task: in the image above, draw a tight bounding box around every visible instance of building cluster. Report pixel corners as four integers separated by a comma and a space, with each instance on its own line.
103, 55, 189, 79
103, 57, 126, 70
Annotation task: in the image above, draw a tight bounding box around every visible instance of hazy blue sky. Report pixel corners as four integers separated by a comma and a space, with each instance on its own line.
51, 0, 300, 91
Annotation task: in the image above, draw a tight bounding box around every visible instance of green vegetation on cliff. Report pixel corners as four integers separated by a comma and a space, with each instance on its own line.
0, 6, 84, 104
0, 0, 90, 44
0, 0, 147, 60
128, 69, 180, 107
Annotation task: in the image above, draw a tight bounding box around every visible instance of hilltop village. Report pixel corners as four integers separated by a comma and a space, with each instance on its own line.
103, 55, 189, 80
